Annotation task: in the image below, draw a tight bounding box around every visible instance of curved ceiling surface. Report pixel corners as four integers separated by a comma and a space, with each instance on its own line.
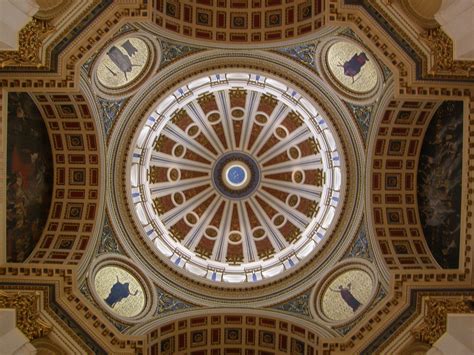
130, 72, 344, 284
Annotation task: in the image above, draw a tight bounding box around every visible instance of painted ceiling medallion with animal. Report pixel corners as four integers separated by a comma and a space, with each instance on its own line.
130, 73, 344, 284
92, 34, 159, 97
97, 37, 149, 89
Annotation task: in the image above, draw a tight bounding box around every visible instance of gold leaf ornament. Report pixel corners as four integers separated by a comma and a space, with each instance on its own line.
0, 19, 54, 68
0, 290, 52, 340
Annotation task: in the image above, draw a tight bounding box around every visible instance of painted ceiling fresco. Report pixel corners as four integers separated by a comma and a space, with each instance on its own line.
0, 0, 472, 353
96, 37, 150, 89
326, 41, 378, 94
417, 101, 463, 268
6, 93, 53, 262
94, 265, 145, 318
321, 269, 374, 322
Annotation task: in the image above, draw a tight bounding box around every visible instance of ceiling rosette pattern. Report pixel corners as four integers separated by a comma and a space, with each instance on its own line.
129, 72, 344, 284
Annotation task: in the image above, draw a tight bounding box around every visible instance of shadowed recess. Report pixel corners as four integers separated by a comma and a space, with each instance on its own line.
417, 101, 463, 268
6, 93, 53, 262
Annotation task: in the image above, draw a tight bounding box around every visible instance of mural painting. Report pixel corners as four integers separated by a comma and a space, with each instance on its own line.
96, 37, 149, 89
94, 266, 145, 317
326, 41, 378, 93
417, 101, 463, 268
321, 269, 373, 321
6, 93, 53, 262
104, 275, 140, 308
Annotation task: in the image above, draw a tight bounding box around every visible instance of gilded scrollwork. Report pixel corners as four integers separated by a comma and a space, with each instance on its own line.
0, 19, 54, 68
412, 297, 473, 345
0, 290, 52, 340
419, 27, 474, 77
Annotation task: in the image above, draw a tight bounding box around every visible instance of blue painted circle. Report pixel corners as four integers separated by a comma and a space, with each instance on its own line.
212, 151, 261, 200
227, 166, 246, 185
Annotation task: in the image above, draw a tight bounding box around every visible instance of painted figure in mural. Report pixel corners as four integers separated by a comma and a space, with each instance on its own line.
417, 101, 463, 268
104, 275, 140, 308
330, 283, 362, 312
106, 40, 141, 81
6, 93, 53, 262
338, 52, 369, 83
121, 40, 138, 57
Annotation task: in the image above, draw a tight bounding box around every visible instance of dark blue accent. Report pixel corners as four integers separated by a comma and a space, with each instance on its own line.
227, 166, 246, 184
339, 52, 369, 80
104, 276, 139, 308
212, 151, 261, 200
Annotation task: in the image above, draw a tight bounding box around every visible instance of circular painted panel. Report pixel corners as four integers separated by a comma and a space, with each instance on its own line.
96, 37, 150, 89
326, 41, 378, 94
94, 266, 145, 318
321, 269, 373, 321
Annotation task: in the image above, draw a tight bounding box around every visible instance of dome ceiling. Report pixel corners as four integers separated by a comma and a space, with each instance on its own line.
1, 0, 472, 353
130, 72, 343, 284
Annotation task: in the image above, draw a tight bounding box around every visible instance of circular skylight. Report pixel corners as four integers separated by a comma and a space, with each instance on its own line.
129, 72, 343, 284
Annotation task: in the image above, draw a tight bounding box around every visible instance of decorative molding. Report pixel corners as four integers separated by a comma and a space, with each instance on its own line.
97, 97, 127, 138
276, 43, 317, 68
412, 297, 473, 346
343, 0, 474, 81
344, 222, 373, 261
0, 267, 141, 354
360, 290, 474, 354
345, 102, 374, 142
0, 290, 52, 341
272, 291, 312, 318
0, 19, 54, 68
160, 40, 202, 67
419, 27, 474, 75
155, 287, 194, 316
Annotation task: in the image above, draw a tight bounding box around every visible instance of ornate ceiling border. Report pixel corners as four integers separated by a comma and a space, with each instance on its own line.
343, 0, 474, 82
361, 288, 474, 354
0, 0, 113, 73
0, 282, 107, 354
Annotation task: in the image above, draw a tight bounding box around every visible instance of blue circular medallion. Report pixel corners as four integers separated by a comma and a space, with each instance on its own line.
227, 166, 246, 185
212, 151, 260, 200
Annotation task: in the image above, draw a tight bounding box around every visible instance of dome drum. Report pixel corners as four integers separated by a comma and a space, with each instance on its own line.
128, 71, 346, 285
